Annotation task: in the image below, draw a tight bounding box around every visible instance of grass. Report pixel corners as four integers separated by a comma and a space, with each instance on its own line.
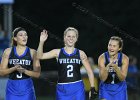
37, 96, 55, 100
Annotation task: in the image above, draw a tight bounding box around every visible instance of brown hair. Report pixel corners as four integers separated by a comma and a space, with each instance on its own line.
12, 27, 26, 46
110, 36, 123, 51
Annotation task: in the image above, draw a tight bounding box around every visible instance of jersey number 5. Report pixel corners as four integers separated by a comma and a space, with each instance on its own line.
67, 65, 73, 77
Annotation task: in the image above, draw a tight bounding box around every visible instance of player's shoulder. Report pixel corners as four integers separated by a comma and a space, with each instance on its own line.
78, 49, 88, 61
29, 48, 36, 52
78, 50, 88, 59
51, 49, 61, 57
98, 52, 105, 59
28, 47, 36, 54
122, 53, 129, 60
53, 48, 61, 52
28, 47, 37, 58
79, 49, 85, 54
3, 47, 12, 56
51, 48, 61, 54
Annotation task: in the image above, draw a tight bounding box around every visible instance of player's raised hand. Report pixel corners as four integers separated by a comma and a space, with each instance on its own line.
40, 30, 48, 42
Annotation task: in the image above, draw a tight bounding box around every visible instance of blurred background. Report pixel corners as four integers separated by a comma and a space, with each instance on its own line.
0, 0, 140, 100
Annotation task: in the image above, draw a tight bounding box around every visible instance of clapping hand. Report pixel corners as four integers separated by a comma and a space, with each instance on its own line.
15, 65, 25, 73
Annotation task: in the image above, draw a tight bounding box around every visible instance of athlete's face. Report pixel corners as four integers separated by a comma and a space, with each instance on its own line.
14, 31, 28, 46
108, 40, 121, 56
64, 30, 77, 47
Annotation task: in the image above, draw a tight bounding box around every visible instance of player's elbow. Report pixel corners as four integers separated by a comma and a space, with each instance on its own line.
0, 73, 6, 76
35, 72, 41, 78
99, 72, 108, 81
0, 70, 7, 76
99, 75, 107, 81
119, 78, 125, 81
0, 72, 2, 76
119, 75, 126, 81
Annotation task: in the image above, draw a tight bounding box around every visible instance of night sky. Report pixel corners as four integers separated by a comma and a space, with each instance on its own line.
1, 0, 140, 70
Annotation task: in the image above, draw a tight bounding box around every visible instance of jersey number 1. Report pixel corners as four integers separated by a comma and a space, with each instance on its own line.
67, 65, 73, 77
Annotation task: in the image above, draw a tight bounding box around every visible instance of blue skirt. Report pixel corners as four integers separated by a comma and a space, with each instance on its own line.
99, 81, 128, 100
6, 78, 36, 100
56, 80, 85, 100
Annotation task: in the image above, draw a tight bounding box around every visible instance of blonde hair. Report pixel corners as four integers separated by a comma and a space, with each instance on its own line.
64, 27, 79, 39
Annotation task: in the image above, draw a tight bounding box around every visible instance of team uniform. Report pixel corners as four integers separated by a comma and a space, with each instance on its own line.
56, 48, 85, 100
6, 46, 36, 100
99, 52, 128, 100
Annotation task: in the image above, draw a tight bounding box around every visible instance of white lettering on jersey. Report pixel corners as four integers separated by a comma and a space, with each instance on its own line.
9, 59, 31, 65
59, 58, 81, 64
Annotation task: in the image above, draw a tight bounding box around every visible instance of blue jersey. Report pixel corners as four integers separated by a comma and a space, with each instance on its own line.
99, 52, 128, 100
104, 52, 122, 84
8, 46, 33, 80
57, 48, 82, 83
56, 48, 85, 100
6, 46, 36, 100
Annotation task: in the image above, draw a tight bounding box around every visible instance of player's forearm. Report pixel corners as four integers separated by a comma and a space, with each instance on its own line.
0, 67, 17, 76
37, 42, 44, 59
99, 68, 108, 81
114, 67, 125, 81
87, 71, 94, 87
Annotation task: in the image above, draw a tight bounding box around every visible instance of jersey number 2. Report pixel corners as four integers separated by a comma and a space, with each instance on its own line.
67, 65, 73, 77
